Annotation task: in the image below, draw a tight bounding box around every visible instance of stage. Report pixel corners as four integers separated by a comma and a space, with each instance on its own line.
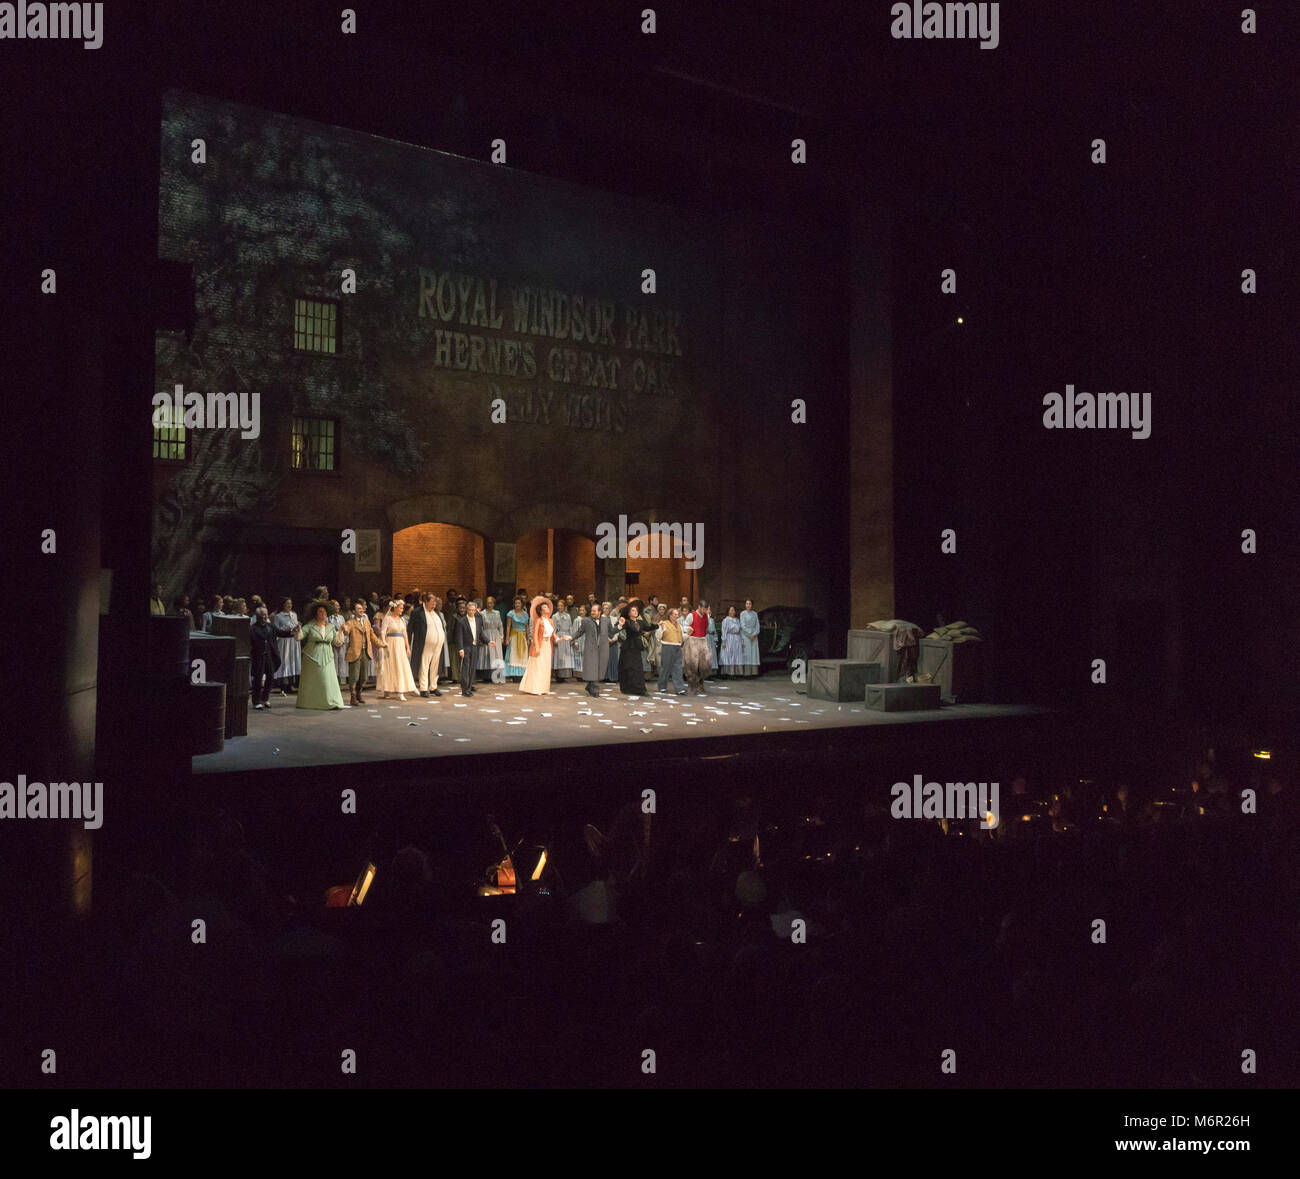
193, 676, 1044, 775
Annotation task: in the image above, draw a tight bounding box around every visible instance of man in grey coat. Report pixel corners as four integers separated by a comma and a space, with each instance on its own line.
575, 602, 606, 697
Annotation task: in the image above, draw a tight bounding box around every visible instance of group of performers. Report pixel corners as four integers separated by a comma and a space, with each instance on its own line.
246, 593, 757, 709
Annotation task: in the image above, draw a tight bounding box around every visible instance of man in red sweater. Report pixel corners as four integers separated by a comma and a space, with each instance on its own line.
682, 598, 712, 694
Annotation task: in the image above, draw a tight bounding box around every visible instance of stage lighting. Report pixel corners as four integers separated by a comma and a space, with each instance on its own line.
530, 847, 547, 882
1252, 750, 1272, 760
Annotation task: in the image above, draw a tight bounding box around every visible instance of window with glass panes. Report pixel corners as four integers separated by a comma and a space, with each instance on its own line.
293, 297, 338, 353
153, 405, 188, 462
291, 417, 337, 471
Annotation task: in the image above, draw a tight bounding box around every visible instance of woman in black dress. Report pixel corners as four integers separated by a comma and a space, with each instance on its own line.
617, 602, 649, 696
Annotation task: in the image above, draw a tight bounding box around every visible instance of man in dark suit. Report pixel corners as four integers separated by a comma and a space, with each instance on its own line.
451, 600, 488, 697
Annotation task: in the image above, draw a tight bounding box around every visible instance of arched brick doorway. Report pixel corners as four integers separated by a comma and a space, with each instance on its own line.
514, 527, 597, 598
392, 522, 487, 597
624, 529, 693, 606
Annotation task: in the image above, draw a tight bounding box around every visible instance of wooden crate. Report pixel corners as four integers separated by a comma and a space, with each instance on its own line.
918, 638, 986, 704
189, 680, 226, 755
227, 690, 249, 739
864, 682, 942, 712
209, 614, 251, 657
808, 659, 882, 702
846, 629, 901, 682
187, 632, 235, 690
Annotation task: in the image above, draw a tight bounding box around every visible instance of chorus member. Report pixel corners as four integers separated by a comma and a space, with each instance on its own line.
480, 594, 504, 683
658, 607, 686, 694
597, 601, 615, 682
644, 603, 663, 676
572, 603, 588, 674
445, 595, 462, 684
519, 597, 555, 695
552, 602, 575, 680
706, 605, 719, 678
448, 598, 468, 683
249, 606, 281, 709
682, 598, 712, 695
409, 591, 446, 698
328, 600, 347, 685
720, 606, 744, 677
173, 595, 195, 632
606, 600, 623, 684
273, 598, 302, 694
371, 597, 389, 687
198, 596, 215, 632
376, 600, 417, 701
739, 599, 761, 676
150, 583, 166, 616
438, 599, 454, 685
505, 596, 530, 681
452, 600, 488, 697
297, 603, 346, 710
343, 599, 376, 707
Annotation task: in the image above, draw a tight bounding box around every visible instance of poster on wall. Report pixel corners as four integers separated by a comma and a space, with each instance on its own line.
493, 542, 516, 585
354, 529, 382, 573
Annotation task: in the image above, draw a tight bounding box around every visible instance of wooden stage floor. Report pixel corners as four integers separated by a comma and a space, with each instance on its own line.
194, 675, 1044, 775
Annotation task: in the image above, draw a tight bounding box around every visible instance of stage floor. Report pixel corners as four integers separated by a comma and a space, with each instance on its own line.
193, 676, 1043, 774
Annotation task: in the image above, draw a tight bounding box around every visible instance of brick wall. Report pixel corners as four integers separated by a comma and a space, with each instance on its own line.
392, 523, 485, 597
624, 554, 689, 605
515, 529, 549, 595
553, 531, 595, 598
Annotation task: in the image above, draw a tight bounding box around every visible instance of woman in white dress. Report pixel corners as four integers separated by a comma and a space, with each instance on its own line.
272, 597, 302, 695
518, 597, 555, 695
328, 599, 348, 686
376, 600, 417, 700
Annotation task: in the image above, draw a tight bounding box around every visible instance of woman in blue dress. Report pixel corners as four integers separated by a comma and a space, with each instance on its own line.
720, 606, 744, 677
504, 596, 530, 681
739, 598, 762, 677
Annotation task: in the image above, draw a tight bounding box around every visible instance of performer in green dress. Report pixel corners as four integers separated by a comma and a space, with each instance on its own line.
297, 602, 346, 710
